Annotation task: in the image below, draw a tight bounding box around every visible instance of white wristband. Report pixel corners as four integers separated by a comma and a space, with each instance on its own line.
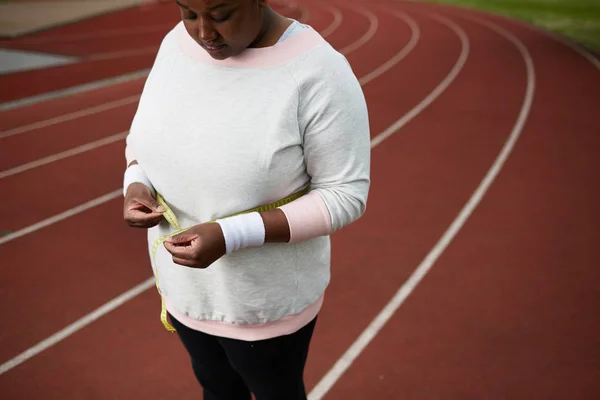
123, 164, 156, 197
216, 212, 266, 254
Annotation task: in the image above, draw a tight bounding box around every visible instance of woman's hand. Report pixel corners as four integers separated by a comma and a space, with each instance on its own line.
123, 183, 165, 228
164, 223, 226, 268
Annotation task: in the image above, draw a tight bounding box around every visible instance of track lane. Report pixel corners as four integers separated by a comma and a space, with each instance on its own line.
0, 200, 151, 363
0, 143, 127, 231
0, 54, 159, 104
0, 289, 200, 399
316, 4, 600, 399
304, 10, 526, 392
308, 2, 371, 53
309, 9, 530, 398
0, 107, 137, 173
5, 26, 173, 57
0, 3, 178, 54
0, 78, 145, 131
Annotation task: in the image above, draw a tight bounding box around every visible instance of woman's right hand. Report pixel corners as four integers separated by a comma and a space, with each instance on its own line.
123, 183, 165, 228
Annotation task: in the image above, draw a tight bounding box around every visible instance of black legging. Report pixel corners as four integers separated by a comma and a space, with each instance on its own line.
168, 313, 317, 400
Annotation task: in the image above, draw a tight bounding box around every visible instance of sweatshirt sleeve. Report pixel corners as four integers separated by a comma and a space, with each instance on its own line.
124, 24, 178, 169
294, 49, 371, 232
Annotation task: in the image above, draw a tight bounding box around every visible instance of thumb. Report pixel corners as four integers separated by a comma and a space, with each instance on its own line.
139, 193, 165, 213
165, 231, 195, 244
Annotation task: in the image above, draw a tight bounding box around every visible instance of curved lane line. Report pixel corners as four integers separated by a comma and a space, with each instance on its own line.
308, 11, 535, 400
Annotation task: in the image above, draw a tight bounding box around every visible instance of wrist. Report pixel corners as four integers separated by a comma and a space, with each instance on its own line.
215, 212, 266, 254
123, 164, 155, 197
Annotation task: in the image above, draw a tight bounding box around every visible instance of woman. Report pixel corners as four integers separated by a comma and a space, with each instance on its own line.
122, 0, 370, 399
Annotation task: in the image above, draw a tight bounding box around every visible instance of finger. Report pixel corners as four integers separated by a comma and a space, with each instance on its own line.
127, 218, 162, 229
125, 184, 164, 213
127, 199, 164, 214
126, 209, 162, 219
125, 213, 163, 229
172, 256, 203, 268
126, 209, 163, 223
136, 194, 165, 213
143, 219, 162, 228
164, 241, 195, 258
126, 218, 162, 228
164, 233, 196, 245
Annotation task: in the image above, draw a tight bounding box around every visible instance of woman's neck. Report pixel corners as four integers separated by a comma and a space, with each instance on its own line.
248, 7, 292, 48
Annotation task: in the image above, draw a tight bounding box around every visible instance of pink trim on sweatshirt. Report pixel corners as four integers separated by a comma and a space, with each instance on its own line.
279, 191, 332, 243
176, 22, 325, 68
165, 295, 323, 341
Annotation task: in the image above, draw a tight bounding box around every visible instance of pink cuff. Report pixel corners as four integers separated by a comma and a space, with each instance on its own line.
279, 191, 332, 243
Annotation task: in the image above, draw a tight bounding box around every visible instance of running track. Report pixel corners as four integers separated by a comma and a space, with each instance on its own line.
1, 1, 599, 398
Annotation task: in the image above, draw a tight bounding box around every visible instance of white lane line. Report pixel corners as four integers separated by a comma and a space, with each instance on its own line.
0, 95, 139, 139
0, 278, 155, 375
308, 12, 536, 399
0, 8, 420, 375
0, 131, 128, 179
360, 11, 420, 86
340, 7, 379, 55
0, 190, 122, 246
369, 11, 462, 147
0, 70, 148, 113
319, 4, 344, 38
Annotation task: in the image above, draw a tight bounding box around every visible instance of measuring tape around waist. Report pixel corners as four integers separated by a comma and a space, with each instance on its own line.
150, 186, 310, 332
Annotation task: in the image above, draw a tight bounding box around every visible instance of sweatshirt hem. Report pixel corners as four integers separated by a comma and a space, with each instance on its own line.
164, 294, 324, 341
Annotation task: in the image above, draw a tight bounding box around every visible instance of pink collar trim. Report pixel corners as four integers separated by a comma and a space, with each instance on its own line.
176, 22, 325, 68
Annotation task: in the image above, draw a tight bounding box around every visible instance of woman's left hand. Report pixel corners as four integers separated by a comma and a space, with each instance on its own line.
163, 223, 226, 268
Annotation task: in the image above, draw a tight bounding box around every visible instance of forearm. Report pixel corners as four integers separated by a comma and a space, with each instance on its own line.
262, 190, 334, 244
217, 191, 332, 254
259, 209, 291, 243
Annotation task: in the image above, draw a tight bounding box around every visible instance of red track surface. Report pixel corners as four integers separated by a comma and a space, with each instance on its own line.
1, 1, 599, 399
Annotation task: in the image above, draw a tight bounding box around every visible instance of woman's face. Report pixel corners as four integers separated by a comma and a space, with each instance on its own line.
176, 0, 267, 60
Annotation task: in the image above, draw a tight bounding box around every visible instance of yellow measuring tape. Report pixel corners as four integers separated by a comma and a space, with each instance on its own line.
150, 186, 309, 332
